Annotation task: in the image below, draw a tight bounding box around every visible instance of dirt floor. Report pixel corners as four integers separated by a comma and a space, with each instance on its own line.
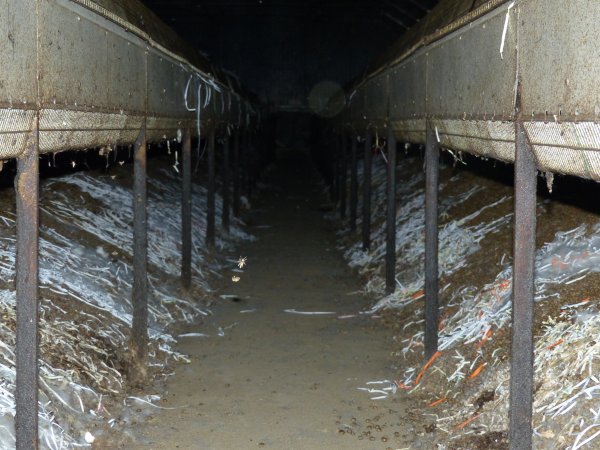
92, 145, 600, 450
97, 148, 418, 449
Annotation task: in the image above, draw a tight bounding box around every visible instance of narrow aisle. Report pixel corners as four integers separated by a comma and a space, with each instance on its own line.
125, 149, 412, 449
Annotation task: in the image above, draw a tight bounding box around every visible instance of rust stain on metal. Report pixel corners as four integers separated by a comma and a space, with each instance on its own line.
15, 121, 40, 450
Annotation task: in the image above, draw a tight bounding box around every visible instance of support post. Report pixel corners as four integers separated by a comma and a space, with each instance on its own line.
15, 119, 39, 450
362, 132, 373, 251
206, 129, 216, 247
350, 135, 358, 232
424, 124, 440, 359
340, 133, 347, 219
181, 128, 192, 290
509, 122, 537, 450
233, 131, 241, 217
385, 131, 397, 294
130, 123, 148, 385
222, 137, 230, 233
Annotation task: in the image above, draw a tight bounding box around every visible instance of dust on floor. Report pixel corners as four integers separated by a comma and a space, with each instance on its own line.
97, 149, 421, 449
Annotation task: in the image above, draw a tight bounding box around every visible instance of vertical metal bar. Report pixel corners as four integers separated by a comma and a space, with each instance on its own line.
233, 131, 241, 217
15, 119, 39, 450
339, 133, 347, 219
130, 123, 148, 384
509, 122, 537, 450
350, 135, 358, 232
362, 132, 373, 251
424, 124, 440, 359
206, 129, 216, 247
181, 128, 192, 291
385, 131, 397, 294
222, 137, 230, 233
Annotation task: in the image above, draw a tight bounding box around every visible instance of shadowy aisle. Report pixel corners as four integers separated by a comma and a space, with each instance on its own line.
120, 149, 413, 449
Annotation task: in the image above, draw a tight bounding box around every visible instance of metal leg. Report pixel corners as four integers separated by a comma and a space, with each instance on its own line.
362, 132, 373, 251
350, 136, 358, 232
509, 122, 537, 450
340, 133, 347, 219
385, 131, 397, 294
222, 137, 230, 233
181, 128, 192, 291
206, 129, 216, 247
130, 123, 148, 385
233, 132, 240, 218
424, 124, 440, 359
15, 120, 39, 450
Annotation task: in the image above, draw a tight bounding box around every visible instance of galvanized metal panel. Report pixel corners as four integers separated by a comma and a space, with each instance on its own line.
202, 82, 218, 128
338, 0, 600, 183
147, 51, 190, 119
0, 0, 247, 161
107, 33, 147, 114
519, 0, 600, 122
348, 87, 366, 130
363, 74, 388, 127
222, 90, 232, 126
145, 117, 194, 143
36, 0, 199, 151
526, 122, 600, 152
432, 119, 515, 162
38, 110, 145, 152
426, 2, 517, 120
336, 95, 350, 128
38, 0, 110, 110
532, 146, 600, 180
212, 89, 230, 126
526, 122, 600, 180
389, 52, 427, 121
391, 119, 427, 145
0, 0, 37, 110
0, 110, 36, 158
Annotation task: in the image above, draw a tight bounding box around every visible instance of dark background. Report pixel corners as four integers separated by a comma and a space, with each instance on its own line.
141, 0, 437, 110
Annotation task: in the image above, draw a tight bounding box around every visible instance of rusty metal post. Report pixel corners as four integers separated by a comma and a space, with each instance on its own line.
509, 122, 537, 450
181, 128, 192, 290
222, 137, 230, 233
350, 136, 358, 232
424, 125, 440, 359
340, 133, 347, 219
130, 123, 148, 385
206, 129, 216, 247
362, 132, 373, 251
233, 131, 241, 217
385, 131, 397, 294
15, 120, 39, 450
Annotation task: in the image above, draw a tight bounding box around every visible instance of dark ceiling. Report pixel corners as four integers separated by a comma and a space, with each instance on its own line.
141, 0, 438, 110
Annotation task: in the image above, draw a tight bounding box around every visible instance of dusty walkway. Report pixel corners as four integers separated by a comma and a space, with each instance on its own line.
110, 149, 413, 449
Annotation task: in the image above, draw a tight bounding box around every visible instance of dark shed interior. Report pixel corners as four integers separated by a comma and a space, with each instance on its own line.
4, 1, 600, 449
